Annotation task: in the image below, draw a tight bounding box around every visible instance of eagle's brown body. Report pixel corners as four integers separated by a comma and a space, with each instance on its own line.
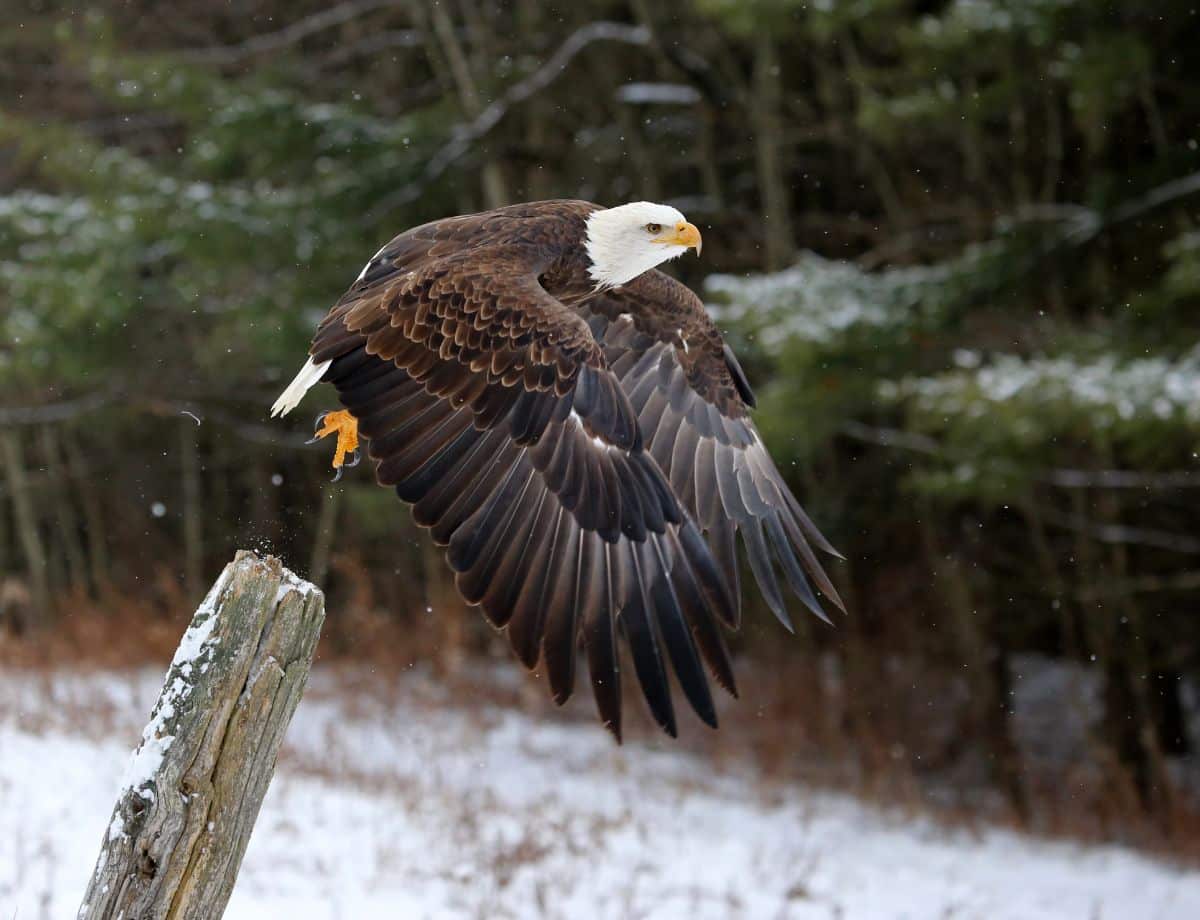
306, 199, 841, 738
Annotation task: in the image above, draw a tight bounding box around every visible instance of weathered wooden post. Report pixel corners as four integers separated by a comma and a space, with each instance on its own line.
79, 550, 325, 920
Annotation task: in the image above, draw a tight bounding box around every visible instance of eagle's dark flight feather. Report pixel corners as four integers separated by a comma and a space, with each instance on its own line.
302, 199, 840, 739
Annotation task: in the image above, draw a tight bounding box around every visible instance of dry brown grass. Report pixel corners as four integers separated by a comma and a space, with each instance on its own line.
6, 581, 1200, 868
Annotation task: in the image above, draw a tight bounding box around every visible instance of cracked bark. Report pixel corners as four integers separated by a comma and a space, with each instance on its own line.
78, 551, 325, 920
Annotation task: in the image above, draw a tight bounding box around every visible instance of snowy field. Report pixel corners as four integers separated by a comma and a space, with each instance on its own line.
3, 666, 1199, 920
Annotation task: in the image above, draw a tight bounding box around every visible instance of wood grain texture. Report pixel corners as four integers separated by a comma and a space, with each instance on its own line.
78, 550, 325, 920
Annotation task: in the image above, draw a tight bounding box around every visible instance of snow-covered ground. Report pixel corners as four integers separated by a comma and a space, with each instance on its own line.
3, 666, 1198, 919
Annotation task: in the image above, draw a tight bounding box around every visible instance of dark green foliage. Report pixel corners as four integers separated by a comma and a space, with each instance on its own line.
3, 0, 1200, 834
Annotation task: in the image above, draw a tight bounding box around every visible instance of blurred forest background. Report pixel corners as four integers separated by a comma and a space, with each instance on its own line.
2, 0, 1199, 853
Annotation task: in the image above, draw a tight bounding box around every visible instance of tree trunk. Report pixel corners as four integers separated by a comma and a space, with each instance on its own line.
0, 472, 8, 579
0, 428, 50, 623
422, 533, 465, 674
62, 428, 111, 595
40, 424, 89, 594
751, 32, 795, 270
428, 0, 509, 209
920, 513, 1028, 819
179, 418, 204, 602
516, 0, 551, 201
1095, 478, 1173, 819
79, 550, 325, 920
307, 487, 341, 588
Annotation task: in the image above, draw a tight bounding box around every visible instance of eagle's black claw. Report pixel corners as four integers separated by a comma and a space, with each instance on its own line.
331, 465, 345, 483
345, 449, 361, 468
307, 411, 331, 444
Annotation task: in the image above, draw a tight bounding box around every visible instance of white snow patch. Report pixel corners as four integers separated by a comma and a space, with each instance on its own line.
169, 568, 226, 670
615, 82, 702, 105
4, 666, 1199, 920
704, 248, 999, 351
106, 812, 126, 843
885, 347, 1200, 427
119, 568, 228, 798
275, 567, 319, 606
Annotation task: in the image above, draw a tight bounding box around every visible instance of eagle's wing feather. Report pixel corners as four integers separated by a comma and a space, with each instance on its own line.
586, 270, 844, 629
310, 214, 735, 738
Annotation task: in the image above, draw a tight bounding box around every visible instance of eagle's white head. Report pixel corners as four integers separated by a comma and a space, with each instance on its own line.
584, 201, 703, 289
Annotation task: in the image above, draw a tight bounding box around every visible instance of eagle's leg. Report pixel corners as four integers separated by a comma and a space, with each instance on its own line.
308, 409, 360, 482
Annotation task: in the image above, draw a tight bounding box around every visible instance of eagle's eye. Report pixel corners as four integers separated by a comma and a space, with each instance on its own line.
645, 223, 662, 235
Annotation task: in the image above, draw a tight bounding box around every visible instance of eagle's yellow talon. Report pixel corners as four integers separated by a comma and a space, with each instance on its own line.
309, 409, 359, 476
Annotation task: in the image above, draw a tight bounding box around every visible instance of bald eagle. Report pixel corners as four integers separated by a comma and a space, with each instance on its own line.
272, 200, 843, 739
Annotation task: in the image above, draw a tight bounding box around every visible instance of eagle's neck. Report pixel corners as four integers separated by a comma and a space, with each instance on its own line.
540, 246, 601, 308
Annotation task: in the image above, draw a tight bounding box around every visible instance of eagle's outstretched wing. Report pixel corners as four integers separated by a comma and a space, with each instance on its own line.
310, 209, 738, 739
584, 270, 844, 629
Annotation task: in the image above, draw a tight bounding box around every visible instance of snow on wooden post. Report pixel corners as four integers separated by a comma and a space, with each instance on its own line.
79, 550, 325, 920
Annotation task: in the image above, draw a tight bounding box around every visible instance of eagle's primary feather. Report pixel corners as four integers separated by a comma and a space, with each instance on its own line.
275, 199, 842, 739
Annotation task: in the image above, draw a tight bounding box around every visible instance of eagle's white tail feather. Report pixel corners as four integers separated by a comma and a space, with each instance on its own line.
270, 357, 332, 417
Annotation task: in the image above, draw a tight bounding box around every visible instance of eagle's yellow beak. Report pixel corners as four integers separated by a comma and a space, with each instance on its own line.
654, 221, 702, 256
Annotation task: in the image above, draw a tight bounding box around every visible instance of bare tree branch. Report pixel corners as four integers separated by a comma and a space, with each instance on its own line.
184, 0, 397, 64
1108, 170, 1200, 226
364, 22, 652, 223
1077, 571, 1200, 600
0, 390, 313, 452
839, 422, 1200, 492
138, 399, 316, 449
318, 29, 422, 67
838, 420, 941, 455
427, 0, 509, 207
0, 389, 116, 425
1039, 468, 1200, 490
1041, 509, 1200, 554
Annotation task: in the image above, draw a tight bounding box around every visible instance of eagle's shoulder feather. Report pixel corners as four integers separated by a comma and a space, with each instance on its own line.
301, 204, 838, 739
